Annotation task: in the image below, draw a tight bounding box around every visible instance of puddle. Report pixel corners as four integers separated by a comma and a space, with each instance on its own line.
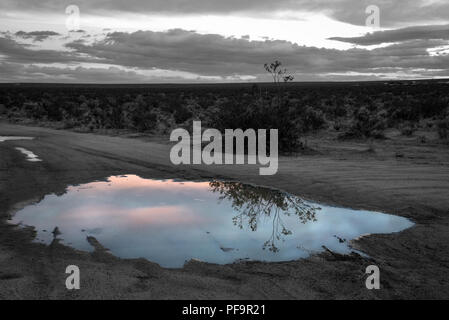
10, 175, 413, 268
15, 147, 42, 162
0, 136, 41, 161
0, 136, 34, 142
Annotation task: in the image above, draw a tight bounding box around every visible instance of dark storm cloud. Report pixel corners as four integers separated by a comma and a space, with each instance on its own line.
15, 30, 61, 42
63, 29, 449, 76
330, 24, 449, 45
2, 0, 449, 27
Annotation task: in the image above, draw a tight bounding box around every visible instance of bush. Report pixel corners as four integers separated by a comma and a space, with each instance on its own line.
62, 118, 78, 129
174, 105, 193, 123
437, 118, 449, 139
341, 107, 386, 139
126, 95, 159, 132
300, 106, 326, 132
333, 121, 342, 131
208, 98, 303, 153
131, 109, 158, 132
401, 123, 416, 136
22, 102, 46, 119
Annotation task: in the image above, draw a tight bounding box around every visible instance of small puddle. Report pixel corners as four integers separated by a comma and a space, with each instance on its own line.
10, 175, 413, 268
0, 136, 34, 142
0, 136, 41, 161
15, 147, 42, 162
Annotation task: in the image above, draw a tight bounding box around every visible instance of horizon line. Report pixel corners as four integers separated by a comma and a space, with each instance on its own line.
1, 78, 448, 86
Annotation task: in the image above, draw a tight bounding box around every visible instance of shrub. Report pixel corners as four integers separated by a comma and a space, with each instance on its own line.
131, 109, 158, 132
401, 123, 416, 136
22, 102, 46, 119
174, 105, 193, 123
62, 118, 78, 129
341, 107, 386, 139
437, 118, 449, 139
300, 106, 326, 132
208, 98, 303, 153
333, 121, 342, 131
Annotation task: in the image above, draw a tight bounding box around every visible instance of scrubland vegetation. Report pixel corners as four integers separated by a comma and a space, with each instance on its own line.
0, 79, 448, 152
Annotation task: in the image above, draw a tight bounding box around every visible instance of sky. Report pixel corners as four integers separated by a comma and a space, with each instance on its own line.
1, 0, 449, 83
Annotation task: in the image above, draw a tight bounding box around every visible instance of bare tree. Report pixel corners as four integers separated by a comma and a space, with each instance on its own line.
264, 60, 294, 105
264, 60, 294, 85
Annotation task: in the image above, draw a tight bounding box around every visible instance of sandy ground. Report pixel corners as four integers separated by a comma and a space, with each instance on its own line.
0, 122, 448, 299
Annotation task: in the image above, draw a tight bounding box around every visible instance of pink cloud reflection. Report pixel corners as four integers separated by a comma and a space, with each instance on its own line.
68, 175, 211, 192
59, 204, 206, 229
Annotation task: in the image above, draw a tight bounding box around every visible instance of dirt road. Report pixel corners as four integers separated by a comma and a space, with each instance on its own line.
1, 123, 448, 299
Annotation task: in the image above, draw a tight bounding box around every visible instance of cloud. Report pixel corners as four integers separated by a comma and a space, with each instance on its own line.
0, 62, 151, 82
2, 0, 449, 26
64, 29, 449, 76
0, 35, 103, 65
329, 24, 449, 45
64, 29, 363, 76
1, 26, 449, 82
15, 30, 60, 41
66, 29, 306, 75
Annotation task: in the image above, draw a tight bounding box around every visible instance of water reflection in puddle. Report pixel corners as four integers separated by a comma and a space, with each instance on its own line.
0, 136, 34, 142
11, 175, 413, 267
0, 136, 41, 161
15, 147, 42, 162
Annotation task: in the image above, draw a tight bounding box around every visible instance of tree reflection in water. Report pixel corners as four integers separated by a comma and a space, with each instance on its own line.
209, 181, 320, 252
